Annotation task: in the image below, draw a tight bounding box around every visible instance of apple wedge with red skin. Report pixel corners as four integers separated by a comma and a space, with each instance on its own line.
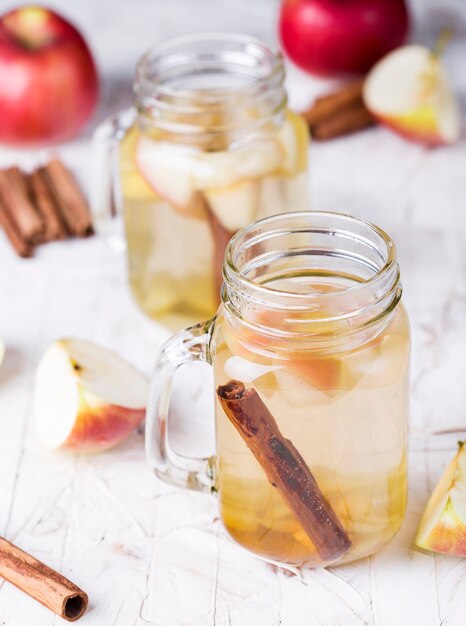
34, 339, 148, 454
416, 441, 466, 557
363, 45, 461, 146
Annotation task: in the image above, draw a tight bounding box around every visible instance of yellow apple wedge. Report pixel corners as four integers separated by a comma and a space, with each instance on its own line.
34, 339, 148, 454
415, 441, 466, 556
0, 337, 4, 366
363, 44, 461, 146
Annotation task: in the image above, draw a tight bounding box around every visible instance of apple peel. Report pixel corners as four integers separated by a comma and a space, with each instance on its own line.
34, 338, 148, 454
415, 442, 466, 556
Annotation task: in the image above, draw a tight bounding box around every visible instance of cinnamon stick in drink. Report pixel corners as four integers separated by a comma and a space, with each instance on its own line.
217, 380, 352, 561
0, 167, 44, 243
0, 536, 88, 621
42, 159, 93, 237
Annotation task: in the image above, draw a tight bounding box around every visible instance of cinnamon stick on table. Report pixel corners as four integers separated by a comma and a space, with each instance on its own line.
311, 102, 375, 141
302, 78, 366, 126
302, 78, 376, 141
0, 199, 34, 257
217, 380, 352, 562
0, 536, 88, 621
41, 158, 93, 237
28, 168, 68, 242
0, 167, 44, 243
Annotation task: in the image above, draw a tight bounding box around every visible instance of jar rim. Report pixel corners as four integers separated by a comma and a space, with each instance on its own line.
136, 32, 285, 101
133, 33, 287, 141
221, 211, 402, 352
224, 211, 398, 307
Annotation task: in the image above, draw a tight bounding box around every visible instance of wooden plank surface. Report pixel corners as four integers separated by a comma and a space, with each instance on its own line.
1, 0, 466, 624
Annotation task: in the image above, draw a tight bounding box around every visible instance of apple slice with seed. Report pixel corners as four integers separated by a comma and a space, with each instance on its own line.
34, 339, 148, 454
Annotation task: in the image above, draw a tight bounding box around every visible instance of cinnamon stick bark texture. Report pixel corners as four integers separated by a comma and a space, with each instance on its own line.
302, 79, 376, 141
302, 78, 366, 126
28, 169, 68, 241
0, 536, 88, 621
0, 167, 44, 243
311, 103, 375, 141
0, 199, 34, 257
217, 380, 352, 562
42, 159, 93, 237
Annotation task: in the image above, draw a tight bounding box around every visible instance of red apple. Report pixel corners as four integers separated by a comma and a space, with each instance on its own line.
279, 0, 410, 77
0, 5, 99, 146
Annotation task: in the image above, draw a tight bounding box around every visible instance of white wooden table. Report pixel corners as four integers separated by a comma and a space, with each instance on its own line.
1, 0, 466, 624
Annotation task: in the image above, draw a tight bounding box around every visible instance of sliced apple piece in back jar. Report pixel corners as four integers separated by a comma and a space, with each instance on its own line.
135, 133, 284, 224
120, 126, 159, 201
276, 111, 309, 176
204, 179, 261, 232
135, 137, 207, 219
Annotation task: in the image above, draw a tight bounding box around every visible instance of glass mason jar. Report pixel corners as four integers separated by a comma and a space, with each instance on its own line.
146, 212, 410, 568
93, 34, 309, 330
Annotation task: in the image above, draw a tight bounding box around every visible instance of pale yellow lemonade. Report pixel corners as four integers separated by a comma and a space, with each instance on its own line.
118, 112, 309, 328
212, 273, 409, 567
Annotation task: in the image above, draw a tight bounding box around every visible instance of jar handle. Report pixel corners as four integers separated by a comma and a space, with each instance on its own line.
145, 319, 216, 493
90, 108, 136, 250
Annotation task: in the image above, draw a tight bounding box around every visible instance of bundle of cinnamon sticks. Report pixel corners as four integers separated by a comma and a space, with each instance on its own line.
302, 78, 376, 141
0, 158, 93, 258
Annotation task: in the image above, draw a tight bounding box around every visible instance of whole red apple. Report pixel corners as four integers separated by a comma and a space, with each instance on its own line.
279, 0, 410, 77
0, 5, 99, 146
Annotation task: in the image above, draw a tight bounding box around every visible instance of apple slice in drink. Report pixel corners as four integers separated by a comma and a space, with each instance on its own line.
349, 334, 406, 389
363, 44, 461, 146
136, 136, 206, 219
204, 179, 261, 232
224, 355, 284, 384
119, 126, 158, 201
276, 111, 309, 176
34, 339, 148, 454
415, 442, 466, 556
0, 337, 4, 366
193, 139, 283, 190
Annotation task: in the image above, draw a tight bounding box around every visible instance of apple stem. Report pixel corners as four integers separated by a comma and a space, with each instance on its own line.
432, 27, 454, 59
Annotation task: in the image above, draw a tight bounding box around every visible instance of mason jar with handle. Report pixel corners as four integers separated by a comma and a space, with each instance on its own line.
92, 33, 310, 330
146, 211, 410, 568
